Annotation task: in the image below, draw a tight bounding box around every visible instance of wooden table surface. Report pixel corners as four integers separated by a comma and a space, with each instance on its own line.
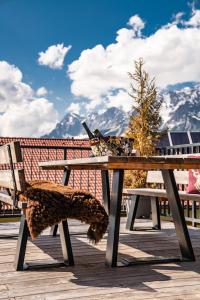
39, 155, 200, 170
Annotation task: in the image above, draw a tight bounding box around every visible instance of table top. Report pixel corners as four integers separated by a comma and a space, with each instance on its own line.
39, 155, 200, 171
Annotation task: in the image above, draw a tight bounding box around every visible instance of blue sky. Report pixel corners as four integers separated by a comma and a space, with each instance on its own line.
0, 0, 200, 136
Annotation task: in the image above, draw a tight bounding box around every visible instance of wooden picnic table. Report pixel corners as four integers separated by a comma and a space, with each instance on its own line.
39, 155, 200, 267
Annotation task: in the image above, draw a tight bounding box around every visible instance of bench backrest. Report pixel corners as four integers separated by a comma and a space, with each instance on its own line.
0, 142, 26, 207
147, 170, 189, 185
147, 153, 200, 185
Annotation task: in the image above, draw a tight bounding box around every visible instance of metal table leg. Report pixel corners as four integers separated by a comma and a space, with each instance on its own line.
105, 169, 124, 267
105, 168, 195, 268
162, 169, 195, 261
101, 170, 110, 214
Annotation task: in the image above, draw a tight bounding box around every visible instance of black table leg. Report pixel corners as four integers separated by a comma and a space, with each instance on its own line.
101, 170, 110, 214
105, 168, 194, 268
105, 169, 124, 267
161, 169, 195, 261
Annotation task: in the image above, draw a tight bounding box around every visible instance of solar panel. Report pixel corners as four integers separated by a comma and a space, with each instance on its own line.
170, 132, 190, 145
190, 132, 200, 144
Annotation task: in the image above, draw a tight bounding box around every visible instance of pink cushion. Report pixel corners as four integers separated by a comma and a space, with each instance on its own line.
187, 156, 200, 194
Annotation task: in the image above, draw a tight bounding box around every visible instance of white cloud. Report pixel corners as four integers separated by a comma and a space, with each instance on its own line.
36, 86, 48, 96
0, 61, 58, 137
128, 14, 145, 36
107, 89, 133, 112
172, 12, 185, 25
185, 9, 200, 27
67, 11, 200, 113
67, 102, 81, 114
38, 43, 71, 69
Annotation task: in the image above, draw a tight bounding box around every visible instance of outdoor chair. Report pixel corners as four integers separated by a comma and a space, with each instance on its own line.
0, 141, 108, 270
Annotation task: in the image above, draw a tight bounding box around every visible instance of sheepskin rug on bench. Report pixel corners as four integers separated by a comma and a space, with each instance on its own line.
18, 180, 108, 244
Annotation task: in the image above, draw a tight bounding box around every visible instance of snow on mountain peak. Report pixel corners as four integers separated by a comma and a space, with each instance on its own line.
44, 82, 200, 138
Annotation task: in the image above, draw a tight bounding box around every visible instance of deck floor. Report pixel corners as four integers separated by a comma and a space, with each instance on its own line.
1, 218, 200, 300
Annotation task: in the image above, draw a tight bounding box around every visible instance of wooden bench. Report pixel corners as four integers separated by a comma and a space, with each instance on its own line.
124, 168, 200, 231
0, 142, 74, 270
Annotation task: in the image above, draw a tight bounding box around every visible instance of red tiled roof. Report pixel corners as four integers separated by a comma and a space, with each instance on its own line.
0, 137, 102, 200
0, 137, 90, 147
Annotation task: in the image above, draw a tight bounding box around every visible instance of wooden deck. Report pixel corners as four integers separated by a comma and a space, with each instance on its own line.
1, 218, 200, 300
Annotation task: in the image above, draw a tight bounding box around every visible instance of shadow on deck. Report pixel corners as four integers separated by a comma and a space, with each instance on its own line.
0, 218, 200, 299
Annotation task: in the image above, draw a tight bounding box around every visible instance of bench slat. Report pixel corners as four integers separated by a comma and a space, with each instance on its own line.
123, 188, 200, 201
0, 169, 26, 191
147, 170, 189, 185
0, 192, 13, 206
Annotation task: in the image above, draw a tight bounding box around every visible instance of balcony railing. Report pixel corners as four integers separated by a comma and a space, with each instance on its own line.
157, 142, 200, 155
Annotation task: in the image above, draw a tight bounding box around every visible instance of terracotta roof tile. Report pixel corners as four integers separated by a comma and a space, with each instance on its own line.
0, 137, 102, 200
0, 137, 90, 147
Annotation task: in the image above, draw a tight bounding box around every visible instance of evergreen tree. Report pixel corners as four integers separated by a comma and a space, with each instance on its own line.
125, 58, 162, 188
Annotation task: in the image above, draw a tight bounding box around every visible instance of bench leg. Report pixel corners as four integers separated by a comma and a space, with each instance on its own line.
59, 220, 74, 266
50, 224, 58, 236
14, 215, 29, 271
126, 195, 140, 231
151, 197, 161, 230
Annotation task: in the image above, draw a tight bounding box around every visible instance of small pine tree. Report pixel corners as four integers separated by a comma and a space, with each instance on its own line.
124, 58, 162, 188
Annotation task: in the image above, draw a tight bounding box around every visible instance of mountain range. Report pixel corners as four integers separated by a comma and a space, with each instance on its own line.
45, 82, 200, 138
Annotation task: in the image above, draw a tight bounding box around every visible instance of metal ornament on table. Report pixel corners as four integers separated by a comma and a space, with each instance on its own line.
82, 122, 134, 156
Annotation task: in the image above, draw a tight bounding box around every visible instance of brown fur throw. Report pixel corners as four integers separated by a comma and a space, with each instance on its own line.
18, 180, 108, 244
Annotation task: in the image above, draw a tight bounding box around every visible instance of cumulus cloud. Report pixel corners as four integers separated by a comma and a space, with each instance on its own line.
67, 102, 81, 114
172, 12, 185, 25
68, 10, 200, 113
38, 43, 71, 69
0, 61, 58, 137
184, 8, 200, 26
36, 86, 48, 96
128, 14, 145, 36
107, 89, 133, 112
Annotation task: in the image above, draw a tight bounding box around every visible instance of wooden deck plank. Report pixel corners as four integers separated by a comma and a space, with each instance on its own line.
0, 218, 200, 299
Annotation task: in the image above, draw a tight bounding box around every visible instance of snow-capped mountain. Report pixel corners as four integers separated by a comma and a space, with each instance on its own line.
45, 83, 200, 138
44, 107, 128, 138
161, 83, 200, 131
